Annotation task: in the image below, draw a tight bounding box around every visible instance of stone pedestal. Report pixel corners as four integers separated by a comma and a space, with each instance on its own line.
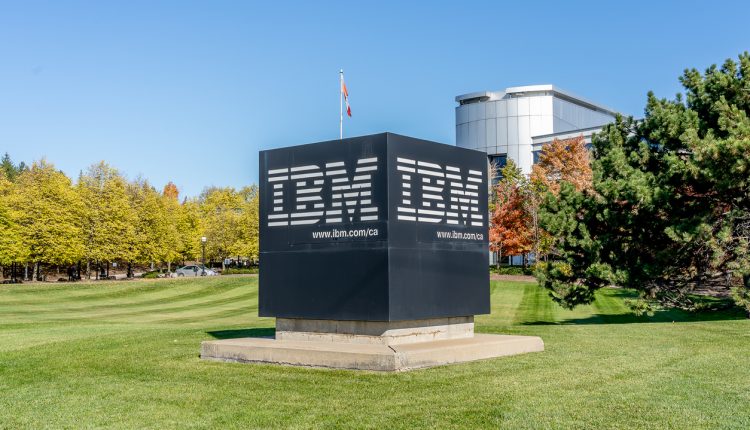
275, 317, 475, 345
201, 317, 543, 371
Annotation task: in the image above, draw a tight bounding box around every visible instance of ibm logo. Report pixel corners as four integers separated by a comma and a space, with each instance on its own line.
395, 157, 483, 227
266, 157, 378, 227
265, 156, 483, 228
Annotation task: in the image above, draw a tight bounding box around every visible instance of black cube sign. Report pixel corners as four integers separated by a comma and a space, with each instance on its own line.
259, 133, 489, 321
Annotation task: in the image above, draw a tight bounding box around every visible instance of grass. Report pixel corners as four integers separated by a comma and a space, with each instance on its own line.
0, 277, 749, 429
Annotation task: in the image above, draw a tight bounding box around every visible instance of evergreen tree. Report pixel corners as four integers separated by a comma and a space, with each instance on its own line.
528, 136, 594, 261
1, 153, 27, 182
539, 53, 750, 313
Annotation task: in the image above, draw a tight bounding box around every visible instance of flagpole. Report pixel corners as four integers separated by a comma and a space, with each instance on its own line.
339, 69, 343, 140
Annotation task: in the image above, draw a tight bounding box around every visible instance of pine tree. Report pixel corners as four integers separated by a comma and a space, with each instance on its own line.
1, 153, 27, 182
539, 53, 750, 313
527, 136, 593, 262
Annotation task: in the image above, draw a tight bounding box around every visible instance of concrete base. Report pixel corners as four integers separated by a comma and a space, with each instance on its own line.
276, 316, 475, 345
201, 333, 544, 371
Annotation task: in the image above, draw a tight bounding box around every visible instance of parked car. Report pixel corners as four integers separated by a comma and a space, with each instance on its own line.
174, 265, 217, 277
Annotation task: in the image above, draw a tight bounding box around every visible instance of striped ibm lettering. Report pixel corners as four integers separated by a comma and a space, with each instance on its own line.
396, 157, 483, 227
266, 158, 378, 227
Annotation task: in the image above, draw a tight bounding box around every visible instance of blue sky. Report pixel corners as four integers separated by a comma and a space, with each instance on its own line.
1, 0, 748, 197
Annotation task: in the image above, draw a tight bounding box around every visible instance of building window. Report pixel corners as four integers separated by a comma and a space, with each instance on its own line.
533, 150, 541, 164
488, 154, 507, 184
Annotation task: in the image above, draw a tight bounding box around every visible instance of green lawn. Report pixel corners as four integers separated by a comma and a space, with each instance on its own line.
0, 277, 748, 429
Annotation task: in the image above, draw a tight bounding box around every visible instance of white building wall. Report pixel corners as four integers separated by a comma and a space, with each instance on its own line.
455, 85, 617, 175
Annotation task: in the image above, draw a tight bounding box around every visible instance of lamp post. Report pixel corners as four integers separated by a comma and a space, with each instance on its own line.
201, 236, 207, 276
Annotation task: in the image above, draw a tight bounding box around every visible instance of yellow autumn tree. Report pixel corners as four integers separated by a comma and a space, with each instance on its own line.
128, 180, 171, 270
9, 160, 84, 279
161, 182, 188, 271
177, 199, 202, 263
0, 172, 25, 274
78, 162, 137, 278
235, 185, 260, 262
198, 187, 245, 269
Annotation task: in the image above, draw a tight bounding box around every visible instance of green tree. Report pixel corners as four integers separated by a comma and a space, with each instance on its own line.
0, 153, 27, 182
528, 136, 594, 262
538, 53, 750, 313
9, 160, 84, 279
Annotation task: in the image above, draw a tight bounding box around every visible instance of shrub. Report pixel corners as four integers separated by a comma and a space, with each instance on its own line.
222, 267, 259, 275
489, 266, 534, 276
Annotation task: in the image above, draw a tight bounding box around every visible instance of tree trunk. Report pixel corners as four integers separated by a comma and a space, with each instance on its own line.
24, 263, 28, 281
106, 262, 110, 279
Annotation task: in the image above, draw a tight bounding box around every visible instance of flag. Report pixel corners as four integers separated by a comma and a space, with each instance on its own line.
342, 78, 351, 117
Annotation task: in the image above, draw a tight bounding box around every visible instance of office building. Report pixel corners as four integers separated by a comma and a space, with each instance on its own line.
455, 85, 618, 179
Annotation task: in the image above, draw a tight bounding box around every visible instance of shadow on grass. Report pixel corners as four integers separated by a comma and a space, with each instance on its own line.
525, 309, 747, 325
206, 327, 275, 339
523, 287, 748, 325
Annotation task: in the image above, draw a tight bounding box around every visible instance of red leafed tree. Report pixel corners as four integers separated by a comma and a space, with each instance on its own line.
489, 180, 532, 267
